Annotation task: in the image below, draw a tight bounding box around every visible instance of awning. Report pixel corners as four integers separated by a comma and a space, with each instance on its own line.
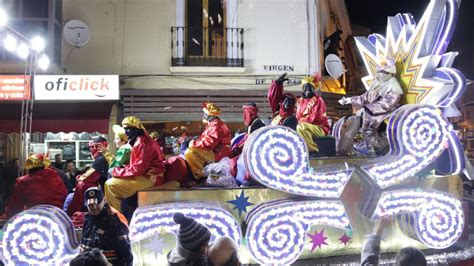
0, 101, 113, 133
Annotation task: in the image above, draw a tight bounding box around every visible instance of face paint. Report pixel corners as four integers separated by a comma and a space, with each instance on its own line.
302, 83, 315, 98
283, 96, 295, 110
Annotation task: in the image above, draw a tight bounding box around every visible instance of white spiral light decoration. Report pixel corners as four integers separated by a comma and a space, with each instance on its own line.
2, 205, 80, 265
129, 201, 241, 244
244, 126, 354, 198
245, 199, 351, 265
374, 189, 464, 249
361, 105, 451, 188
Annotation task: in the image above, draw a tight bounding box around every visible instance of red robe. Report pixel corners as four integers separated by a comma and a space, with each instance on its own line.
296, 96, 330, 134
193, 119, 232, 161
6, 168, 67, 218
112, 134, 165, 186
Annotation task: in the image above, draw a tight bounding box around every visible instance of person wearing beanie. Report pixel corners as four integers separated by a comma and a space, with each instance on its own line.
5, 154, 67, 218
184, 102, 232, 180
67, 136, 110, 216
81, 187, 132, 266
167, 212, 212, 266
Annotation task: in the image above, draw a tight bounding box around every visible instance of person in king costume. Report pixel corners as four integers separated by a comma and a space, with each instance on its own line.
268, 72, 329, 155
6, 154, 67, 218
268, 73, 298, 130
184, 102, 232, 180
105, 116, 170, 211
338, 57, 403, 155
295, 72, 330, 154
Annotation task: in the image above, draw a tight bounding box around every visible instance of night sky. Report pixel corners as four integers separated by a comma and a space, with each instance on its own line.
345, 0, 474, 77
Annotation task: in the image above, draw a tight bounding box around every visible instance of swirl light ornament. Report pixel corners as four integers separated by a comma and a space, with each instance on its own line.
243, 125, 354, 198
360, 104, 454, 188
245, 199, 350, 265
2, 205, 80, 265
129, 201, 241, 244
373, 189, 464, 249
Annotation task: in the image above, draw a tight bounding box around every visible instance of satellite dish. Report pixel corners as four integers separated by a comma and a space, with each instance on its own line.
325, 54, 344, 78
63, 20, 91, 47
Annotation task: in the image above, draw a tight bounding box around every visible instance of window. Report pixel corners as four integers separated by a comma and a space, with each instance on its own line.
172, 0, 243, 67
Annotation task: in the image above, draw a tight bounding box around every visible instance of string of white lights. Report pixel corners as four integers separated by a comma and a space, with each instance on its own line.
129, 201, 241, 244
2, 205, 79, 265
373, 189, 464, 249
243, 126, 354, 198
361, 105, 450, 188
245, 199, 350, 265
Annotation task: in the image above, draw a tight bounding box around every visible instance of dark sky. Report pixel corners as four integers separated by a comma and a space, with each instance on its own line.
345, 0, 474, 42
345, 0, 474, 77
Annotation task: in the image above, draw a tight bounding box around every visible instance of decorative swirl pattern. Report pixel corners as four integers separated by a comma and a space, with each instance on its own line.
2, 205, 79, 265
374, 189, 464, 249
244, 126, 354, 198
245, 199, 350, 265
129, 201, 241, 244
361, 105, 453, 188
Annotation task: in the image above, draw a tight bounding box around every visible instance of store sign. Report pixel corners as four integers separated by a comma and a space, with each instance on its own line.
34, 75, 119, 100
0, 75, 31, 100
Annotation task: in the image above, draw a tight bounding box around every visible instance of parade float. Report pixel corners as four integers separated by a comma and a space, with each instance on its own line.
1, 0, 473, 265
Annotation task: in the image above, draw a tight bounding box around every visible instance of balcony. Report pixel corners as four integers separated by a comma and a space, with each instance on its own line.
171, 27, 244, 67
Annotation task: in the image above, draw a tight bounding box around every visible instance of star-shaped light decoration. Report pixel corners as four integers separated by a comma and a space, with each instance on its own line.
339, 233, 351, 246
307, 229, 328, 252
354, 0, 466, 109
142, 235, 168, 255
227, 190, 254, 216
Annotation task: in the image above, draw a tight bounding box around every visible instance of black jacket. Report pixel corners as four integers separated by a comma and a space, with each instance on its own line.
81, 204, 133, 266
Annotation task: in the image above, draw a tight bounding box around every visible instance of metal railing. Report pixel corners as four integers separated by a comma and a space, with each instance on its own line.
171, 26, 244, 67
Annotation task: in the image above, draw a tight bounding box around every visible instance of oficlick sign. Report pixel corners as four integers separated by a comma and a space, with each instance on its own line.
34, 75, 119, 100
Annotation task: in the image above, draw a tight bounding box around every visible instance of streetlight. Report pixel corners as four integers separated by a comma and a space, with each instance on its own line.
31, 36, 45, 52
0, 9, 8, 27
3, 33, 17, 52
17, 42, 29, 59
38, 54, 50, 70
0, 8, 51, 169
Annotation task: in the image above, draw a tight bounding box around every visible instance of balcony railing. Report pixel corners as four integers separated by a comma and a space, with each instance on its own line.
171, 27, 244, 67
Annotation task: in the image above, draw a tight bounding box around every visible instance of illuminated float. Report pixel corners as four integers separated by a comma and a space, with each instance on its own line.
1, 0, 471, 265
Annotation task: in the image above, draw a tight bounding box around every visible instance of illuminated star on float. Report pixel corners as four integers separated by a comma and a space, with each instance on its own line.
339, 233, 351, 246
307, 229, 328, 252
227, 190, 253, 216
143, 235, 167, 255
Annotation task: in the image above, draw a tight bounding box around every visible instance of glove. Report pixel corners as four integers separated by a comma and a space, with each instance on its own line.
338, 97, 352, 105
275, 73, 289, 85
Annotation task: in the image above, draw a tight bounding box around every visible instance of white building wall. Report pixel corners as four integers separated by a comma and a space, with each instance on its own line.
62, 0, 324, 89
